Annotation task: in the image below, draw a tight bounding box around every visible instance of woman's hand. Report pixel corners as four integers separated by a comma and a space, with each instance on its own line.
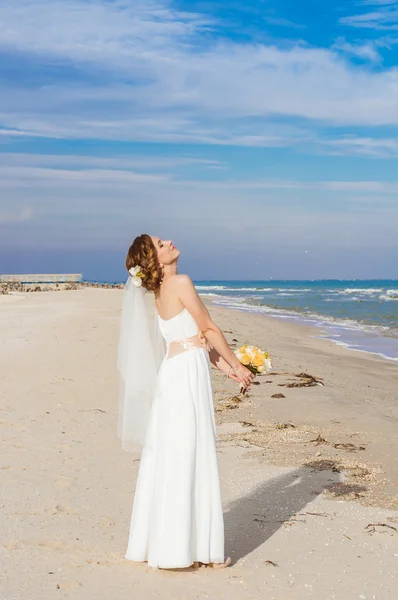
227, 368, 241, 384
209, 347, 254, 391
231, 363, 255, 391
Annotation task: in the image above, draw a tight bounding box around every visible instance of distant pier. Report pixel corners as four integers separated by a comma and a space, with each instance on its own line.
0, 274, 83, 284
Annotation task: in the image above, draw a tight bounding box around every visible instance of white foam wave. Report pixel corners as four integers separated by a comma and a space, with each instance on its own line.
195, 285, 227, 290
201, 286, 274, 292
313, 335, 398, 362
279, 288, 312, 293
211, 296, 391, 334
336, 288, 383, 295
197, 292, 219, 297
380, 294, 398, 301
276, 292, 296, 296
196, 285, 309, 293
210, 297, 398, 360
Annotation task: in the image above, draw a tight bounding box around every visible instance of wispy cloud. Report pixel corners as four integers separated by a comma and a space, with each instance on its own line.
341, 1, 398, 30
332, 38, 381, 62
1, 0, 398, 149
359, 1, 397, 6
0, 128, 62, 138
264, 16, 305, 30
0, 0, 209, 63
1, 153, 398, 194
0, 152, 223, 171
321, 135, 398, 158
0, 1, 397, 278
0, 166, 169, 187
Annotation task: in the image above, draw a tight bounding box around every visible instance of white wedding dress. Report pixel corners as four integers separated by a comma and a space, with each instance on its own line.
125, 307, 225, 569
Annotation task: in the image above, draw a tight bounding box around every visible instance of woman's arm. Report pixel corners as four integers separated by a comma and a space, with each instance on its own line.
175, 275, 254, 389
209, 346, 230, 373
209, 347, 242, 384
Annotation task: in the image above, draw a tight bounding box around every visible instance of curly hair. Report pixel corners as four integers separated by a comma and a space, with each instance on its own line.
125, 234, 163, 292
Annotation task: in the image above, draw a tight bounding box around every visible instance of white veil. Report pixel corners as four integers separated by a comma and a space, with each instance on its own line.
117, 276, 166, 452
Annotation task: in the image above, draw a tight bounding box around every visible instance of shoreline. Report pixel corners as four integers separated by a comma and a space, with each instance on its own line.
203, 296, 398, 510
3, 278, 397, 360
203, 294, 398, 363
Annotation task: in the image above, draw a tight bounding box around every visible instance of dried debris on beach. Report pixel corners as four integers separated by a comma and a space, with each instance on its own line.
216, 412, 394, 508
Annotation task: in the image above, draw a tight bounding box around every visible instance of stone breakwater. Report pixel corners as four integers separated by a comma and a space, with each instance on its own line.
0, 281, 124, 294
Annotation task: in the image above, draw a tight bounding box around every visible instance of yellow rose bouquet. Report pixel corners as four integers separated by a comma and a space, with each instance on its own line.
235, 345, 272, 375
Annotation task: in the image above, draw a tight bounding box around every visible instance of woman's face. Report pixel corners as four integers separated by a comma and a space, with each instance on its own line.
151, 236, 180, 266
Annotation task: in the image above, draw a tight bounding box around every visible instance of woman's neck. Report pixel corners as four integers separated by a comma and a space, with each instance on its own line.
162, 262, 178, 282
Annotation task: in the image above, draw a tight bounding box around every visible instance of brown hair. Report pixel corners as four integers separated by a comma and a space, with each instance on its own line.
125, 234, 162, 292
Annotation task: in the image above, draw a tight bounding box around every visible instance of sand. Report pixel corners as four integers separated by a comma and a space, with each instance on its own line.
1, 288, 397, 599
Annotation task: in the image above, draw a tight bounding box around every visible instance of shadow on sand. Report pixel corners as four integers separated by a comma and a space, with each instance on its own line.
223, 464, 363, 564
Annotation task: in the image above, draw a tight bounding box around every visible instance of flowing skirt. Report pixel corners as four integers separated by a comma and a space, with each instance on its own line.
125, 347, 225, 569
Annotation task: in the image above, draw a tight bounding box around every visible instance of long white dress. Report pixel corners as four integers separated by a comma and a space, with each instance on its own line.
125, 307, 225, 569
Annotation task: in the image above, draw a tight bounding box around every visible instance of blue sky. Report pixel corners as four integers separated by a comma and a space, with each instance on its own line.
0, 0, 398, 280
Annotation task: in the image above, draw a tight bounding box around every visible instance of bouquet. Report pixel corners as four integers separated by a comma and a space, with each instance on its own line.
235, 344, 272, 375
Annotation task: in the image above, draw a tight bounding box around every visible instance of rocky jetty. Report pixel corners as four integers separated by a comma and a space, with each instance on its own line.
0, 281, 124, 294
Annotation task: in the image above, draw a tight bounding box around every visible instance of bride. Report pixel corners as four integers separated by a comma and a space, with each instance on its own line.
117, 234, 254, 571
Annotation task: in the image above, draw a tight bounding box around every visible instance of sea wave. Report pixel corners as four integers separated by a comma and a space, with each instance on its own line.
196, 292, 220, 297
196, 285, 310, 293
196, 286, 274, 292
195, 285, 227, 290
275, 292, 297, 296
335, 288, 383, 295
211, 296, 392, 333
380, 293, 398, 301
210, 296, 398, 359
278, 288, 312, 293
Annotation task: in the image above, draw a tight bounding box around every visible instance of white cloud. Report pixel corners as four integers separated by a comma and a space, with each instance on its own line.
321, 135, 398, 157
1, 153, 398, 195
0, 0, 208, 62
264, 16, 305, 30
0, 165, 169, 187
1, 0, 398, 148
332, 38, 381, 62
0, 152, 223, 170
341, 2, 398, 30
360, 1, 398, 5
0, 128, 62, 138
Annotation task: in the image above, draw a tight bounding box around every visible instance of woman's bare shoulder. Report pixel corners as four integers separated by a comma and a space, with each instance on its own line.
160, 274, 192, 298
175, 273, 192, 283
173, 274, 196, 292
164, 273, 193, 288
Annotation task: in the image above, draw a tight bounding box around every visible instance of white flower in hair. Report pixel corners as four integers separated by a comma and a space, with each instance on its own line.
129, 265, 145, 287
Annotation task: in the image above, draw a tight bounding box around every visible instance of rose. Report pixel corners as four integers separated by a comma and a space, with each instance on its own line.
234, 344, 272, 375
252, 353, 265, 367
239, 353, 252, 366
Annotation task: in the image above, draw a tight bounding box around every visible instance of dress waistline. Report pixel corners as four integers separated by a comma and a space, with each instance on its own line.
166, 331, 210, 360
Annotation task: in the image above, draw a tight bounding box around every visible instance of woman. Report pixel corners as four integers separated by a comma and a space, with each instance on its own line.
118, 234, 254, 571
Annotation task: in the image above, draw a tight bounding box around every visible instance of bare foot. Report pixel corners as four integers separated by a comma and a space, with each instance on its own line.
208, 556, 232, 569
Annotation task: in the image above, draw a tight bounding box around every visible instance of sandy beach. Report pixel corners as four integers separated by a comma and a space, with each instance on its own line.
1, 288, 397, 599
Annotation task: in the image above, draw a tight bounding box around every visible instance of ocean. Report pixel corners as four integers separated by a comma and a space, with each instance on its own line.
193, 280, 398, 362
